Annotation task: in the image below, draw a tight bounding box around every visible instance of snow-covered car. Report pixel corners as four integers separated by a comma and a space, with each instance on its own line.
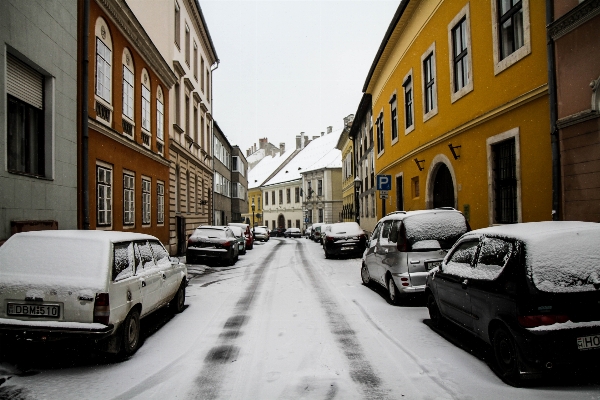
228, 223, 254, 250
228, 225, 247, 255
304, 226, 312, 238
426, 221, 600, 384
187, 226, 239, 265
253, 227, 269, 242
322, 222, 367, 258
0, 231, 187, 357
283, 228, 301, 238
361, 208, 469, 305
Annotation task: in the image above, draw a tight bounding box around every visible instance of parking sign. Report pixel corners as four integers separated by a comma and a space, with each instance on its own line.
376, 175, 392, 191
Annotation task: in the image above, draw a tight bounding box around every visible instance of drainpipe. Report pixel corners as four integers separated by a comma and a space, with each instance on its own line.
210, 61, 219, 224
82, 0, 90, 229
546, 0, 560, 221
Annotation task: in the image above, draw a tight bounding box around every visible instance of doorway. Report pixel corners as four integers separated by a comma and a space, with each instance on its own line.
433, 164, 455, 208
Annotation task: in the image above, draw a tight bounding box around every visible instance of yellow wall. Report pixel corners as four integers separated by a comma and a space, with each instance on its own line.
369, 0, 551, 228
341, 138, 355, 222
246, 188, 263, 225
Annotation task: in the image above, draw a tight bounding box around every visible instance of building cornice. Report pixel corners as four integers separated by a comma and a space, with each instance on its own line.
556, 109, 600, 129
96, 0, 178, 87
184, 0, 219, 64
89, 118, 170, 167
548, 0, 600, 40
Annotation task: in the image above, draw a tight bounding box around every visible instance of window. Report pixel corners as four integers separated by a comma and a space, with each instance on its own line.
287, 220, 291, 228
157, 88, 164, 141
174, 2, 180, 47
376, 113, 384, 154
421, 43, 437, 120
113, 242, 134, 281
185, 93, 190, 135
122, 65, 134, 120
445, 240, 479, 276
474, 238, 513, 280
201, 57, 205, 92
390, 94, 398, 143
185, 24, 190, 66
123, 173, 135, 226
491, 0, 530, 74
448, 4, 473, 102
411, 176, 420, 198
493, 138, 517, 224
317, 180, 323, 196
271, 191, 275, 205
265, 192, 269, 205
97, 165, 112, 227
232, 156, 245, 176
194, 104, 198, 142
193, 42, 198, 79
206, 69, 210, 102
286, 188, 291, 203
279, 190, 283, 204
157, 182, 165, 224
141, 73, 151, 132
403, 72, 414, 132
174, 82, 180, 126
318, 209, 323, 223
96, 37, 112, 104
296, 220, 300, 228
295, 187, 300, 203
307, 181, 313, 198
142, 178, 151, 225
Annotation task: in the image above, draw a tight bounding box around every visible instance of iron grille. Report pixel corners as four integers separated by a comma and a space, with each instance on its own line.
493, 138, 517, 224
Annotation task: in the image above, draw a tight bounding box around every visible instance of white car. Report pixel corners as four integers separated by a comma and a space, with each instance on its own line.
0, 230, 187, 357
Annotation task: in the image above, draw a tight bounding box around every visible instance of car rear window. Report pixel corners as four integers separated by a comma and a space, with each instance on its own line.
403, 212, 468, 249
255, 228, 267, 233
526, 229, 600, 293
330, 222, 362, 235
193, 229, 226, 238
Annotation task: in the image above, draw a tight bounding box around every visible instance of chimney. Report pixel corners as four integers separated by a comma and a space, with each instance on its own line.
279, 142, 285, 154
259, 138, 268, 149
321, 131, 324, 137
312, 136, 319, 140
327, 126, 332, 134
272, 149, 277, 157
300, 132, 305, 149
296, 135, 301, 149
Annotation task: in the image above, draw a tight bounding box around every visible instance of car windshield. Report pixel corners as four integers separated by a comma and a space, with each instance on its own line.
330, 222, 363, 235
193, 228, 226, 239
229, 227, 243, 237
403, 212, 468, 249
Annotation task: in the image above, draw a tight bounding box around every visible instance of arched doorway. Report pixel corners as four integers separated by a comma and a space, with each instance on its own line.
433, 163, 455, 208
277, 214, 285, 228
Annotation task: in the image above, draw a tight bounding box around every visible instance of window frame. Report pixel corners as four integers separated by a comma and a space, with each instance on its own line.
421, 42, 438, 122
448, 4, 473, 103
141, 71, 151, 134
123, 172, 135, 226
174, 1, 180, 48
97, 163, 113, 228
390, 92, 398, 145
402, 69, 415, 135
156, 87, 164, 142
376, 111, 385, 156
491, 0, 531, 75
142, 177, 151, 225
157, 181, 165, 224
122, 62, 134, 122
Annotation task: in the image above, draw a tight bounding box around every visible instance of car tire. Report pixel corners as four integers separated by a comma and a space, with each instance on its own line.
427, 293, 445, 328
324, 249, 331, 259
492, 326, 521, 384
361, 264, 370, 285
170, 282, 186, 314
227, 252, 235, 266
387, 276, 403, 306
241, 248, 246, 255
120, 309, 141, 358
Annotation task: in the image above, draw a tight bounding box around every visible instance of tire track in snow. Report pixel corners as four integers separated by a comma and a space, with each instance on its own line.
189, 241, 285, 400
297, 241, 389, 400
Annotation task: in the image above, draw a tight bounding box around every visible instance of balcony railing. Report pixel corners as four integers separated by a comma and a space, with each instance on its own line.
142, 132, 150, 147
96, 102, 111, 122
123, 120, 133, 136
157, 142, 164, 154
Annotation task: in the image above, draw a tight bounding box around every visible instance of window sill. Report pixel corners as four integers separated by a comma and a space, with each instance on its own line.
405, 124, 415, 135
7, 169, 52, 181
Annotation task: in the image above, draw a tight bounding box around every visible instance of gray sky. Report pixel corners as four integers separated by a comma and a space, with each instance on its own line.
200, 0, 399, 156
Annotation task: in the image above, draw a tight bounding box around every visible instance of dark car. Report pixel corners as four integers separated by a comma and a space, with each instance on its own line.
311, 224, 324, 242
322, 222, 367, 258
271, 227, 286, 237
187, 226, 239, 266
284, 228, 302, 238
426, 221, 600, 384
228, 223, 254, 250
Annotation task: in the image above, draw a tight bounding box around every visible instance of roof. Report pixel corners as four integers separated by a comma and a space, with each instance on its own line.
193, 0, 219, 64
349, 94, 372, 140
247, 151, 290, 189
264, 130, 343, 186
247, 148, 266, 165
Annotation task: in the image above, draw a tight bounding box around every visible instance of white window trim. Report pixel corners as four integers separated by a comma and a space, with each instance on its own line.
123, 171, 136, 228
157, 180, 165, 226
486, 127, 522, 226
142, 176, 152, 226
403, 69, 415, 135
421, 42, 438, 123
491, 0, 531, 76
96, 161, 113, 230
122, 55, 135, 124
376, 109, 385, 159
390, 90, 399, 146
448, 3, 474, 103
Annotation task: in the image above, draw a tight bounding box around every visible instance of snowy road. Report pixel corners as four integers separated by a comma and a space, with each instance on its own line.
1, 237, 600, 399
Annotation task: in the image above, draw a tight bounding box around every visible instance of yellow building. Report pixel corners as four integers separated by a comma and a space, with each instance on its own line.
336, 115, 356, 223
365, 0, 551, 229
244, 188, 263, 227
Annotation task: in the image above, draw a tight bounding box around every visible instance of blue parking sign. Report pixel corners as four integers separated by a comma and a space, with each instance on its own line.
377, 175, 392, 191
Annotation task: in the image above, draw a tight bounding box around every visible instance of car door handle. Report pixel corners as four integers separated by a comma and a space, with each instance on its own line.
384, 248, 389, 254
141, 280, 146, 288
462, 279, 468, 290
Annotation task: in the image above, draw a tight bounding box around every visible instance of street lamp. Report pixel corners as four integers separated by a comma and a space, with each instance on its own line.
354, 176, 362, 225
251, 200, 255, 234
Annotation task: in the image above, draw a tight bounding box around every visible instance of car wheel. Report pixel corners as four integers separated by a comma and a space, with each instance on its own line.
170, 282, 186, 314
241, 248, 246, 255
227, 252, 235, 266
361, 264, 370, 285
120, 309, 141, 357
492, 326, 521, 383
324, 249, 331, 259
387, 276, 402, 306
427, 293, 445, 328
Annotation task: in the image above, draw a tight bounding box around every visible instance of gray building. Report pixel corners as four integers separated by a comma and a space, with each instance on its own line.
213, 121, 232, 225
0, 0, 78, 243
231, 146, 248, 223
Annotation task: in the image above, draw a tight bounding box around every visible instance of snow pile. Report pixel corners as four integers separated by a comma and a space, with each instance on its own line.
403, 211, 468, 244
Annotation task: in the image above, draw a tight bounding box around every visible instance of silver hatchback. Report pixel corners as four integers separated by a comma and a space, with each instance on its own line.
361, 209, 470, 305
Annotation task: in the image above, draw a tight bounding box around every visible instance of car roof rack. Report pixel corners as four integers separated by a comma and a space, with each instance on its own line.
433, 207, 456, 210
386, 211, 406, 216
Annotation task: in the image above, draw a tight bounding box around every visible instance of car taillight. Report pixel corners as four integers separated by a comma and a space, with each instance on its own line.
517, 314, 569, 328
326, 236, 334, 242
94, 293, 110, 325
222, 241, 231, 247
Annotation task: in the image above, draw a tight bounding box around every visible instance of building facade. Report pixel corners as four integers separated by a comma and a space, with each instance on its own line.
128, 0, 218, 254
213, 121, 232, 225
80, 0, 177, 244
1, 0, 78, 243
549, 0, 600, 222
262, 181, 304, 230
336, 115, 355, 223
363, 0, 552, 229
231, 146, 248, 223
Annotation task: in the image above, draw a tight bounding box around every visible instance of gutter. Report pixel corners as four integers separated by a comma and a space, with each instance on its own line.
210, 60, 219, 223
82, 0, 90, 229
546, 0, 560, 221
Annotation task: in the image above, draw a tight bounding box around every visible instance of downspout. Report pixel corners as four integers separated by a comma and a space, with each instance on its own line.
82, 0, 90, 229
210, 61, 219, 224
546, 0, 560, 221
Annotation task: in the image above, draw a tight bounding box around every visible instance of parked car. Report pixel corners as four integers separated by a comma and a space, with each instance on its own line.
361, 208, 470, 305
311, 223, 325, 242
284, 227, 302, 238
187, 226, 239, 266
271, 227, 286, 237
305, 226, 312, 238
322, 222, 367, 258
257, 226, 270, 235
253, 226, 270, 242
0, 230, 187, 357
228, 223, 254, 250
228, 225, 247, 255
317, 224, 331, 244
426, 221, 600, 384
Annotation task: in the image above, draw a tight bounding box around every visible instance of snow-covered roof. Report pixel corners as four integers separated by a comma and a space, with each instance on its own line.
248, 151, 290, 189
246, 148, 266, 165
264, 129, 342, 187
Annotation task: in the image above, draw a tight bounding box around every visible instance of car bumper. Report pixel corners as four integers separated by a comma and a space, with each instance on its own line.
0, 318, 115, 340
391, 273, 426, 295
187, 247, 229, 259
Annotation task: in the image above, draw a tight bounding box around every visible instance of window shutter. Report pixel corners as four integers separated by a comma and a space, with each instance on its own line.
7, 54, 43, 110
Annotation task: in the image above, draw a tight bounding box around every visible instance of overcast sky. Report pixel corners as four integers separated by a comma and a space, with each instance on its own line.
200, 0, 399, 157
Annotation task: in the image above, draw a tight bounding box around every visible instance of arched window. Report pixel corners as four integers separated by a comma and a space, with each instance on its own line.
141, 69, 151, 133
95, 17, 113, 123
122, 48, 134, 136
156, 86, 165, 142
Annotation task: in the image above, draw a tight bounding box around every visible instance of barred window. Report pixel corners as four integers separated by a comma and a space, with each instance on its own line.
493, 138, 517, 224
97, 165, 112, 226
142, 178, 151, 225
123, 174, 135, 225
157, 182, 164, 224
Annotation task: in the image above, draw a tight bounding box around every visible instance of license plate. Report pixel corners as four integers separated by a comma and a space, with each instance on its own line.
7, 303, 60, 318
341, 246, 355, 251
425, 261, 442, 271
577, 334, 600, 350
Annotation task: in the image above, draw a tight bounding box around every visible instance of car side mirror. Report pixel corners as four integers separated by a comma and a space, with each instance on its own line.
171, 257, 181, 264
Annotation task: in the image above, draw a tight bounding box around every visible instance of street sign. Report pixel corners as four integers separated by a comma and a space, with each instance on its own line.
377, 175, 392, 191
379, 190, 389, 196
379, 193, 389, 199
304, 218, 309, 223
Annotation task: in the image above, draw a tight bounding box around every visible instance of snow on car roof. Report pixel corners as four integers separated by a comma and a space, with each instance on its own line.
463, 221, 600, 293
387, 209, 468, 242
2, 229, 157, 243
264, 129, 342, 186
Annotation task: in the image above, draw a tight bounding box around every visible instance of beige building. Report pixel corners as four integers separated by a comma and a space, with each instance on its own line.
128, 0, 218, 254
